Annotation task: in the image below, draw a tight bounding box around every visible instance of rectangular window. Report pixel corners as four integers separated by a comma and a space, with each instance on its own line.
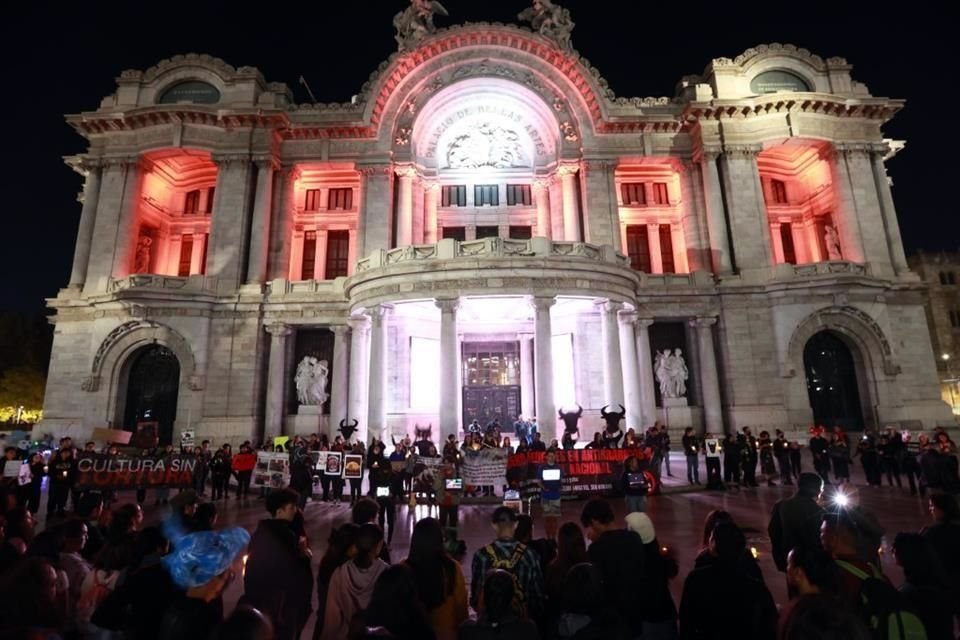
659, 224, 675, 273
325, 230, 350, 279
476, 226, 499, 239
204, 186, 215, 213
301, 231, 317, 280
441, 185, 467, 207
304, 189, 321, 211
506, 184, 532, 206
442, 226, 466, 241
509, 225, 532, 240
653, 182, 669, 205
780, 223, 797, 265
327, 188, 353, 210
184, 189, 200, 215
771, 179, 788, 204
474, 184, 500, 207
177, 235, 193, 277
621, 182, 646, 206
625, 225, 651, 272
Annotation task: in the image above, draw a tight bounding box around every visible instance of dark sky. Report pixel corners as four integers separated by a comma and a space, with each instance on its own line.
1, 1, 956, 312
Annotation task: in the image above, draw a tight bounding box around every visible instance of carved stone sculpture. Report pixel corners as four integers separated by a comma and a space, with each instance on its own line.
824, 225, 842, 261
446, 122, 526, 169
133, 236, 153, 273
518, 0, 575, 52
393, 0, 448, 51
655, 348, 689, 399
295, 356, 329, 405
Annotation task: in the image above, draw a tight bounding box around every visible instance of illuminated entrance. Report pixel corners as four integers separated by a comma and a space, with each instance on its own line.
462, 341, 521, 427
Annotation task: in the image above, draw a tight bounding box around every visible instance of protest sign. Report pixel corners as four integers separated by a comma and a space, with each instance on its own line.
180, 430, 196, 449
462, 448, 508, 485
75, 453, 197, 489
323, 452, 343, 477
273, 436, 290, 450
253, 451, 289, 488
343, 454, 363, 479
506, 448, 656, 498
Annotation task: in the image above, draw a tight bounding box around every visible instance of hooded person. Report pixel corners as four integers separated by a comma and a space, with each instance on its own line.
626, 512, 679, 638
321, 523, 389, 640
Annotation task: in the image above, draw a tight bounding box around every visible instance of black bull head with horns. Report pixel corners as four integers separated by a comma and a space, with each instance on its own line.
338, 419, 359, 440
558, 405, 583, 435
600, 404, 626, 434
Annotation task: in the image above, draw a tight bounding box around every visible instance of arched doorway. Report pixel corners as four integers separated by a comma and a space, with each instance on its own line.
122, 344, 181, 445
803, 331, 865, 431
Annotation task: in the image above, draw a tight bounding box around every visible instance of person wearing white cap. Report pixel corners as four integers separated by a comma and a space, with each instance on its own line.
625, 512, 679, 639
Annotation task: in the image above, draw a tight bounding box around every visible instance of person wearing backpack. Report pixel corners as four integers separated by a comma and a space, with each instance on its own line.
469, 506, 545, 621
821, 512, 928, 640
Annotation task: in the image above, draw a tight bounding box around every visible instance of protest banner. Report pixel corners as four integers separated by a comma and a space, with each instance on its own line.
180, 430, 196, 449
462, 448, 508, 485
344, 454, 363, 479
506, 448, 656, 498
253, 451, 290, 488
323, 452, 343, 476
75, 453, 197, 489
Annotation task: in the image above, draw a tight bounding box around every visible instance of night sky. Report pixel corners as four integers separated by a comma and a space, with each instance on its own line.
1, 1, 956, 312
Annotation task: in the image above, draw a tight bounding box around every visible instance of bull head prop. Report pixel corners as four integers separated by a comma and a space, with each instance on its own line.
559, 404, 583, 435
339, 419, 359, 441
415, 424, 432, 442
600, 404, 626, 434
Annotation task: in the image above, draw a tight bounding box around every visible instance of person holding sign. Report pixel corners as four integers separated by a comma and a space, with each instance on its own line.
621, 455, 649, 513
539, 450, 563, 540
703, 434, 724, 490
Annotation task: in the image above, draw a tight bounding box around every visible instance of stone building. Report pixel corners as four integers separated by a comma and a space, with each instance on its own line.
41, 4, 953, 446
907, 251, 960, 415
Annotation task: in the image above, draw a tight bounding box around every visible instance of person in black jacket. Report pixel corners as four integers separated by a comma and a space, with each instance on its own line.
722, 433, 741, 486
768, 473, 825, 597
626, 512, 678, 638
681, 428, 700, 485
809, 429, 831, 485
740, 427, 759, 487
242, 488, 314, 640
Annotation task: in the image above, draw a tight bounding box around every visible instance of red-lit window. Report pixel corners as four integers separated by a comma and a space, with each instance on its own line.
301, 231, 317, 279
621, 183, 645, 206
442, 226, 466, 241
509, 226, 532, 239
304, 189, 321, 211
328, 188, 353, 210
325, 230, 350, 279
625, 225, 651, 272
441, 185, 466, 207
506, 184, 532, 206
178, 235, 193, 277
781, 223, 797, 265
771, 179, 788, 204
659, 224, 675, 273
653, 183, 669, 205
184, 190, 200, 215
204, 186, 215, 214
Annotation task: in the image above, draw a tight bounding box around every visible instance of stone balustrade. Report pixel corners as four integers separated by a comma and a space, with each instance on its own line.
775, 260, 869, 279
107, 274, 222, 294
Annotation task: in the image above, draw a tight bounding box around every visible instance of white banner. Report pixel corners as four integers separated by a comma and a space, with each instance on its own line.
461, 448, 508, 485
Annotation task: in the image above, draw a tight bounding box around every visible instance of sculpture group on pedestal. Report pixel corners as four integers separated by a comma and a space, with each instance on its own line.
393, 0, 448, 50
517, 0, 575, 51
655, 349, 689, 399
295, 356, 329, 406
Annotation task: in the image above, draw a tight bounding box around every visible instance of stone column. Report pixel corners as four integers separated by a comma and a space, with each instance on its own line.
618, 311, 642, 429
189, 232, 207, 274
267, 166, 298, 281
423, 181, 440, 244
699, 152, 733, 274
533, 178, 552, 239
264, 323, 292, 440
870, 148, 909, 274
366, 305, 390, 442
582, 160, 621, 249
533, 297, 557, 440
828, 147, 866, 263
436, 298, 460, 440
558, 164, 580, 241
719, 146, 771, 271
770, 222, 785, 264
84, 158, 138, 291
110, 159, 144, 279
635, 318, 657, 427
246, 156, 276, 284
359, 164, 393, 256
647, 222, 664, 273
347, 315, 370, 436
207, 154, 255, 286
679, 160, 709, 272
693, 317, 723, 435
329, 325, 350, 438
599, 300, 625, 407
519, 333, 535, 417
68, 159, 103, 288
395, 165, 416, 248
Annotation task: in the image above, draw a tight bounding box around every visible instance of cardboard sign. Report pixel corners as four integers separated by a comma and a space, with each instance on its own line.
253, 451, 289, 488
3, 459, 21, 478
180, 430, 196, 448
343, 454, 363, 479
462, 448, 508, 485
91, 428, 132, 445
273, 436, 290, 450
74, 453, 197, 489
323, 452, 343, 477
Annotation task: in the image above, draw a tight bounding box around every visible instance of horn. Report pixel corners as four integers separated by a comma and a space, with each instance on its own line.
339, 419, 347, 427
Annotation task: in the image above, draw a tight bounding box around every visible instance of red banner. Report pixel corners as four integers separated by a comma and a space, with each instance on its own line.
75, 454, 197, 489
507, 447, 657, 497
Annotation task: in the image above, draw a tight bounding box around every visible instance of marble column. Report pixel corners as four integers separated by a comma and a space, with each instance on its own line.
423, 181, 440, 244
582, 160, 621, 249
533, 178, 552, 239
533, 297, 557, 440
110, 159, 144, 278
264, 323, 292, 440
719, 146, 771, 271
436, 298, 460, 440
635, 318, 657, 428
69, 159, 103, 288
829, 148, 866, 263
267, 166, 298, 281
358, 164, 393, 255
366, 305, 390, 442
618, 311, 642, 429
870, 148, 909, 274
699, 152, 733, 273
693, 317, 723, 435
519, 333, 535, 418
395, 165, 416, 248
246, 157, 276, 284
347, 315, 370, 436
647, 222, 664, 273
599, 300, 625, 407
329, 325, 350, 438
770, 222, 785, 264
207, 155, 255, 286
558, 164, 580, 241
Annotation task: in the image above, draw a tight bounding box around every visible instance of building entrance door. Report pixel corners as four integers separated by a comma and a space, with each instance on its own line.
462, 341, 521, 428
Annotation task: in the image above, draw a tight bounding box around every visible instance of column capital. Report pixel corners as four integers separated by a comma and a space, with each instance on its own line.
66, 156, 104, 176
636, 317, 655, 329
618, 310, 638, 325
101, 155, 141, 169
347, 315, 370, 331
367, 303, 393, 321
556, 162, 579, 177
532, 176, 554, 191
394, 163, 418, 179
595, 299, 623, 314
252, 154, 280, 171
581, 158, 618, 173
647, 221, 661, 231
422, 179, 441, 193
265, 322, 292, 337
211, 152, 252, 168
331, 324, 349, 338
691, 316, 718, 329
531, 296, 556, 311
279, 163, 302, 182
698, 146, 722, 162
517, 332, 535, 341
358, 163, 392, 178
722, 143, 762, 157
434, 297, 460, 313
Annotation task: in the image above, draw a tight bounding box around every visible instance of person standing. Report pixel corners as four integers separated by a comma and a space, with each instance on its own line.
773, 430, 793, 486
232, 444, 256, 501
768, 473, 825, 597
809, 428, 831, 486
788, 440, 803, 478
405, 517, 468, 640
347, 442, 364, 505
682, 428, 700, 485
758, 431, 777, 486
657, 422, 673, 478
828, 434, 851, 486
703, 434, 723, 490
722, 433, 741, 487
621, 455, 649, 513
878, 428, 902, 488
539, 449, 563, 540
47, 448, 74, 519
855, 431, 881, 487
740, 427, 759, 487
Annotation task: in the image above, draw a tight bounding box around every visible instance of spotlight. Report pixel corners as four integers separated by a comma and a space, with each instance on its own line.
832, 491, 849, 508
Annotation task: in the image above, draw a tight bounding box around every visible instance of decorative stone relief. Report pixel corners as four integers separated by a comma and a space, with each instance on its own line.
446, 122, 526, 169
393, 0, 448, 51
81, 376, 101, 393
517, 0, 575, 52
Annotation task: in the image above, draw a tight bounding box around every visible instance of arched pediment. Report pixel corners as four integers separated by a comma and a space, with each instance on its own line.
84, 321, 201, 393
786, 306, 899, 378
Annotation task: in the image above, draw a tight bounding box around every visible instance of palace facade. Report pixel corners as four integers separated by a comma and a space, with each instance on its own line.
41, 10, 954, 446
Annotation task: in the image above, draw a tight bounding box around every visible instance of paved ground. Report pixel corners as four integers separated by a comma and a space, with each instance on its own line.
36, 451, 945, 638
